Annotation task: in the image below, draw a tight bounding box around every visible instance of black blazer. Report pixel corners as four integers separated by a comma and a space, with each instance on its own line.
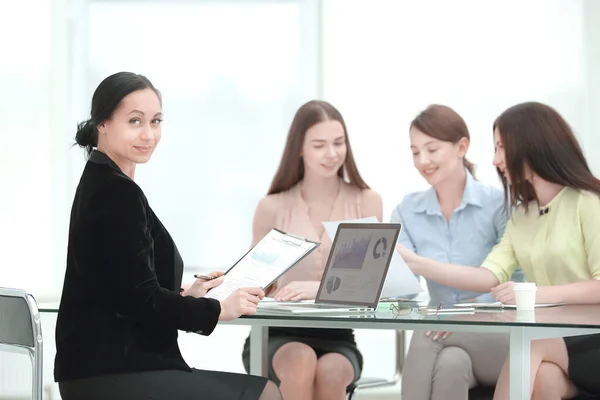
54, 150, 221, 382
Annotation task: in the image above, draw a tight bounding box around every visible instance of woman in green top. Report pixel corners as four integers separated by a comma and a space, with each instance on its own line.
397, 102, 600, 399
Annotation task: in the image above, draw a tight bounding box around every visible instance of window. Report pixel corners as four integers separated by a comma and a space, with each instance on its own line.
74, 0, 320, 269
321, 0, 587, 216
0, 0, 58, 294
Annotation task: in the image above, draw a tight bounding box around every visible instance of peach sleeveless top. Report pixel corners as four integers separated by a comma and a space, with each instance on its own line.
267, 179, 368, 294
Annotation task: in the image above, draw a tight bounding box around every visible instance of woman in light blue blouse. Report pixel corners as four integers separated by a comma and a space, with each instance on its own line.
392, 105, 522, 400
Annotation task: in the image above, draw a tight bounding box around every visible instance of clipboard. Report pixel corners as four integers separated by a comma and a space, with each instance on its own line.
204, 228, 320, 301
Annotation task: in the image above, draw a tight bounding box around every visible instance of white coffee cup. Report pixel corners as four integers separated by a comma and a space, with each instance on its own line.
515, 310, 536, 323
513, 282, 537, 311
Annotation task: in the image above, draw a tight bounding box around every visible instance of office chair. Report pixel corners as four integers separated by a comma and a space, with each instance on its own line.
0, 287, 43, 400
347, 330, 404, 399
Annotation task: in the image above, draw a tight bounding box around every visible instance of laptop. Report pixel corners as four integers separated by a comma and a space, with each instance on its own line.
260, 222, 401, 314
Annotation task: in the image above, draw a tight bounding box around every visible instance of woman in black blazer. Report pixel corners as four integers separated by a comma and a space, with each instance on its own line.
54, 72, 281, 400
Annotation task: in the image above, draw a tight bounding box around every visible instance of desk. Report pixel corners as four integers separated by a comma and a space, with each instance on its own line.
39, 303, 600, 400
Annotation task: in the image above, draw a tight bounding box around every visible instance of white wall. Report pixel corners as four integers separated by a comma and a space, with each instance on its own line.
321, 0, 590, 218
583, 0, 600, 174
69, 0, 321, 272
0, 0, 71, 298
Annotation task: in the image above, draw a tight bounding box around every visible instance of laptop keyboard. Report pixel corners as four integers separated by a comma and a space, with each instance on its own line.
287, 303, 350, 309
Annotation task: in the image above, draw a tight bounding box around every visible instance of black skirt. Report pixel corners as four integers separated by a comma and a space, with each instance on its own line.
242, 328, 363, 385
565, 333, 600, 397
58, 368, 267, 400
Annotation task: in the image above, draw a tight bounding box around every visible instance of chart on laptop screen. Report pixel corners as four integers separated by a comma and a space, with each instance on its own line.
318, 226, 397, 304
330, 235, 370, 270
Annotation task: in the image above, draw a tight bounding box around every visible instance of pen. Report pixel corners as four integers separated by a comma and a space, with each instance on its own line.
194, 274, 217, 280
436, 302, 444, 313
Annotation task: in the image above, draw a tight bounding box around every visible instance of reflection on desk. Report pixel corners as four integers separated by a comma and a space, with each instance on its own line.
37, 302, 600, 330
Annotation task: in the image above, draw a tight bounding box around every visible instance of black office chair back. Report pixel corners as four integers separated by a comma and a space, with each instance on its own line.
0, 295, 35, 347
0, 287, 43, 400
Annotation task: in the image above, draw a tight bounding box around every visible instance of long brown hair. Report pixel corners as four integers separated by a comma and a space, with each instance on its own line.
268, 100, 369, 195
410, 104, 476, 177
494, 101, 600, 212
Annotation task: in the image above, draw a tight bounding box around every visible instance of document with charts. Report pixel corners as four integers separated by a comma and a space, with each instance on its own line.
204, 229, 319, 301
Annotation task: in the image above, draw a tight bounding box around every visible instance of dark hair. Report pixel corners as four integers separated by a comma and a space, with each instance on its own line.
410, 104, 476, 177
493, 101, 600, 212
268, 100, 369, 195
75, 72, 161, 157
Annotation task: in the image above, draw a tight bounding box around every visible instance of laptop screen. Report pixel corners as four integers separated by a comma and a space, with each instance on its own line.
315, 223, 402, 308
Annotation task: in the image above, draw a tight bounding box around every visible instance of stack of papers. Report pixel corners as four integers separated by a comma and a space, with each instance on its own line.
453, 302, 564, 309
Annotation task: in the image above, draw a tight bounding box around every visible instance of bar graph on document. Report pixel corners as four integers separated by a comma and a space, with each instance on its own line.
251, 249, 280, 265
248, 238, 299, 275
330, 235, 371, 270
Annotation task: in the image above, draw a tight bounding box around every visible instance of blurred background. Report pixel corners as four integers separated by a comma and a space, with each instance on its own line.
1, 0, 600, 398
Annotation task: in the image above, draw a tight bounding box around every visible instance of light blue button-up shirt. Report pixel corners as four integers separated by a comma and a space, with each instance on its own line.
390, 171, 524, 305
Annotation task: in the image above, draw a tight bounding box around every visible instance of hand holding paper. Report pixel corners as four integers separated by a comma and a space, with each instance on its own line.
183, 273, 225, 298
218, 287, 264, 321
203, 229, 319, 301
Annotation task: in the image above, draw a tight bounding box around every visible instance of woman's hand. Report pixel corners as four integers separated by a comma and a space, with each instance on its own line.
395, 244, 423, 274
491, 281, 516, 304
271, 281, 320, 301
219, 287, 265, 321
182, 271, 225, 298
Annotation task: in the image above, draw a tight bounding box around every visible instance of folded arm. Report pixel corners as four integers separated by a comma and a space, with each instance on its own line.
536, 280, 600, 304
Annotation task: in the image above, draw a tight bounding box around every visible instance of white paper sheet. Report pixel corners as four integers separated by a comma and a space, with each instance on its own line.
453, 302, 565, 309
322, 217, 423, 298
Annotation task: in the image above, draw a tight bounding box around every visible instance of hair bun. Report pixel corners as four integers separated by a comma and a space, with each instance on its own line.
75, 120, 98, 148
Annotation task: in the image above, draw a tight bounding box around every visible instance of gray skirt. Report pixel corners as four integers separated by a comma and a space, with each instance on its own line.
59, 368, 268, 400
